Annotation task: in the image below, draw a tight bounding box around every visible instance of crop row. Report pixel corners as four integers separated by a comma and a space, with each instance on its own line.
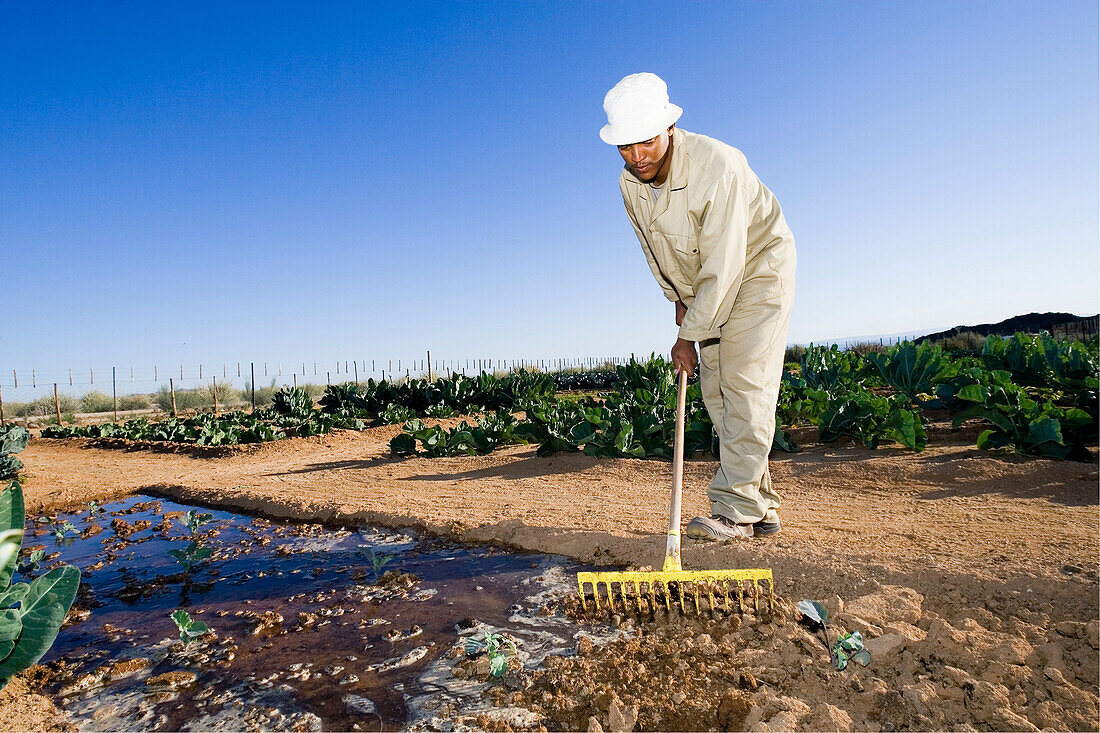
37, 333, 1096, 461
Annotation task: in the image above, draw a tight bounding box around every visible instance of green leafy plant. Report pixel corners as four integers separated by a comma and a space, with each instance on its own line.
16, 549, 45, 578
358, 546, 394, 581
864, 341, 950, 406
0, 480, 81, 690
181, 510, 214, 535
271, 387, 313, 418
168, 541, 212, 572
0, 426, 29, 479
798, 599, 871, 670
465, 630, 520, 677
87, 500, 104, 515
952, 369, 1093, 459
816, 388, 927, 451
831, 630, 870, 671
52, 521, 77, 542
170, 609, 210, 644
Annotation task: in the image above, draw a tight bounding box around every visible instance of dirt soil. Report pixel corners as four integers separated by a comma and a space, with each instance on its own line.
4, 423, 1098, 731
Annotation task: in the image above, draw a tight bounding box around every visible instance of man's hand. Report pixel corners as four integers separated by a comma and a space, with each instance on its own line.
675, 300, 687, 326
671, 337, 697, 375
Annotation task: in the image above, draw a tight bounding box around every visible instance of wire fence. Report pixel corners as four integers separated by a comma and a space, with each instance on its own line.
0, 353, 638, 420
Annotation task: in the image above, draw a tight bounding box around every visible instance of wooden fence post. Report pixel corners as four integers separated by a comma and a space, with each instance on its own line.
170, 378, 177, 417
0, 384, 4, 425
427, 350, 432, 381
112, 367, 117, 422
251, 363, 256, 410
212, 376, 218, 416
54, 383, 61, 426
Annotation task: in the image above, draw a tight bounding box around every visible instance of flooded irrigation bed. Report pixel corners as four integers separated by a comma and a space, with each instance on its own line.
22, 495, 615, 731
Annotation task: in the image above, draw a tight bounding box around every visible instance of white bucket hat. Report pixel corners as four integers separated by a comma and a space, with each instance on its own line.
600, 72, 683, 146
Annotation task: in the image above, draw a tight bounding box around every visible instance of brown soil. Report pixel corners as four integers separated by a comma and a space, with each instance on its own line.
4, 424, 1098, 731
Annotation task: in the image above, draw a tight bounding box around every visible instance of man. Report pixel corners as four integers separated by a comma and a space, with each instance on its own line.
600, 72, 796, 541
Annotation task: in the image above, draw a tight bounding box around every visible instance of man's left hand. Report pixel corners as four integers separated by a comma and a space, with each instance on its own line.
671, 338, 697, 375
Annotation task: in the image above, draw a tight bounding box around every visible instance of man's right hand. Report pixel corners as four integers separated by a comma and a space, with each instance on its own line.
675, 300, 687, 326
671, 337, 698, 375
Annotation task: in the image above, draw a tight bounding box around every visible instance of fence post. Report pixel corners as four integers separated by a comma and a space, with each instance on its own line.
427, 350, 432, 381
112, 367, 117, 422
69, 368, 72, 386
251, 363, 256, 410
212, 376, 218, 416
293, 373, 297, 388
170, 378, 177, 417
54, 383, 62, 426
0, 384, 4, 425
353, 361, 358, 382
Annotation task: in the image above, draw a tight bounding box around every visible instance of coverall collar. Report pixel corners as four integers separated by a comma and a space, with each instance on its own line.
625, 127, 689, 221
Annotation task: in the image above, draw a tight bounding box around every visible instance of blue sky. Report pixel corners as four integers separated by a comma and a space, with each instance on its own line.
2, 1, 1097, 400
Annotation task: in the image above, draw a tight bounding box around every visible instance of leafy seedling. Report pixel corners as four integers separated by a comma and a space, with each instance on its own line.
16, 548, 45, 577
181, 510, 214, 535
87, 500, 104, 515
358, 546, 394, 581
465, 630, 520, 678
799, 599, 871, 670
832, 630, 871, 671
53, 520, 77, 542
170, 609, 210, 644
168, 540, 212, 572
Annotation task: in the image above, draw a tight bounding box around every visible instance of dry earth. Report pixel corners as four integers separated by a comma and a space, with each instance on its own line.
3, 422, 1098, 731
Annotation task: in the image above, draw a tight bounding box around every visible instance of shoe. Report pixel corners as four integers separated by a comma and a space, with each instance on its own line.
685, 515, 754, 542
752, 519, 781, 536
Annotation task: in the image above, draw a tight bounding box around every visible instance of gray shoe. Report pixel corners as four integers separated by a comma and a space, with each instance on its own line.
685, 515, 754, 542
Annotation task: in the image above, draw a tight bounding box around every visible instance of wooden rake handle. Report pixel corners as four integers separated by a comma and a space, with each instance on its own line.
663, 368, 689, 572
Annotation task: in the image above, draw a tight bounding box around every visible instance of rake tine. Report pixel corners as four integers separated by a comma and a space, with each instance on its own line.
705, 580, 716, 613
768, 578, 776, 613
634, 580, 644, 614
752, 580, 760, 613
737, 581, 745, 613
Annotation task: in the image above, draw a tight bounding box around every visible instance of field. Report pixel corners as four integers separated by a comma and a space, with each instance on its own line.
1, 417, 1096, 730
0, 340, 1097, 731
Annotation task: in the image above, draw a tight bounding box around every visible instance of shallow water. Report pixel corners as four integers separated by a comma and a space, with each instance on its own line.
24, 495, 607, 731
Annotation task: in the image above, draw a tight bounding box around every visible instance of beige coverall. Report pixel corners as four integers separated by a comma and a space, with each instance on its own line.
620, 128, 796, 525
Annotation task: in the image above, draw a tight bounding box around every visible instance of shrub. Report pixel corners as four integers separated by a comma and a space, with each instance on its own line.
80, 391, 114, 414
240, 379, 277, 408
784, 344, 808, 364
21, 394, 79, 418
939, 331, 986, 352
118, 394, 150, 411
154, 386, 205, 413
845, 341, 887, 356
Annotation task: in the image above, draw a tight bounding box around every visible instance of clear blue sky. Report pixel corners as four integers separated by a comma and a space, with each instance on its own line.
2, 1, 1097, 400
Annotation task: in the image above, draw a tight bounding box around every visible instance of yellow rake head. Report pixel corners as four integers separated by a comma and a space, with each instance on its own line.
577, 568, 775, 616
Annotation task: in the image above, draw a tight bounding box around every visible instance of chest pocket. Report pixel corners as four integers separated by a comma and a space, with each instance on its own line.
661, 232, 701, 282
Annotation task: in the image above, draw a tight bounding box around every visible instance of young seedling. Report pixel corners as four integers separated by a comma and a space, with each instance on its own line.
53, 520, 77, 542
358, 546, 395, 581
465, 630, 520, 678
17, 548, 45, 577
168, 540, 213, 572
181, 510, 214, 535
798, 599, 871, 670
170, 609, 211, 644
87, 500, 104, 515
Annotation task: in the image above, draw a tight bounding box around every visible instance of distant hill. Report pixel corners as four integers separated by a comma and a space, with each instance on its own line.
918, 312, 1098, 343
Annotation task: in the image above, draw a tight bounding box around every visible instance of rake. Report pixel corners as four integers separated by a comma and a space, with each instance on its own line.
577, 369, 775, 616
